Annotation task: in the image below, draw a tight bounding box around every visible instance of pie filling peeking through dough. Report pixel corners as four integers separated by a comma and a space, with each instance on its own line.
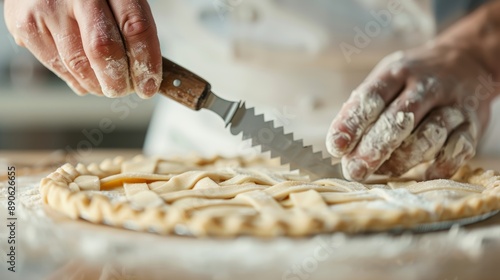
39, 155, 500, 237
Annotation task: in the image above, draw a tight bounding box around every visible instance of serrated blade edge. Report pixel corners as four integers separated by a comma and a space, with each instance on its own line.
228, 103, 344, 180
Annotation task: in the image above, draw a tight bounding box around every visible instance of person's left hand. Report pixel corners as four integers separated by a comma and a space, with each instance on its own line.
326, 44, 496, 181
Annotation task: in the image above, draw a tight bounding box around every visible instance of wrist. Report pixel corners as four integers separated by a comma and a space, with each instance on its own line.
434, 2, 500, 84
434, 38, 494, 76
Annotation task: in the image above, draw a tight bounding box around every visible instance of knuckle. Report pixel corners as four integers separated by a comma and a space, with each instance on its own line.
441, 106, 463, 118
381, 51, 404, 66
439, 107, 465, 128
45, 56, 66, 73
421, 78, 443, 99
65, 53, 90, 73
89, 36, 120, 57
121, 13, 153, 38
380, 52, 408, 73
387, 62, 409, 79
43, 0, 58, 11
16, 13, 38, 35
367, 79, 389, 96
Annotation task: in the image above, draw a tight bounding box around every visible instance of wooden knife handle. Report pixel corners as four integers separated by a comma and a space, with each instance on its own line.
159, 57, 211, 110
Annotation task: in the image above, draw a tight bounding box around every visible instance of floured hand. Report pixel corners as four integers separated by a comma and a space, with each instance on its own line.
4, 0, 162, 98
326, 45, 496, 181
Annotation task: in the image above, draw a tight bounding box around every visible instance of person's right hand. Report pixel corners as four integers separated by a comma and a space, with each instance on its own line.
4, 0, 162, 98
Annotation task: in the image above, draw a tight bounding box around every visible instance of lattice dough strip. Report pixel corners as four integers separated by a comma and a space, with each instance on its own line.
159, 184, 267, 202
320, 191, 382, 204
192, 177, 221, 189
129, 190, 165, 209
264, 181, 359, 201
219, 168, 288, 186
312, 178, 369, 191
74, 175, 100, 191
150, 171, 229, 193
290, 190, 329, 210
403, 179, 485, 194
124, 183, 149, 199
38, 156, 500, 237
100, 173, 174, 189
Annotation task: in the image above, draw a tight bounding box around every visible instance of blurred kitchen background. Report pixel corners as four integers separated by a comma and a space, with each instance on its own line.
1, 0, 498, 154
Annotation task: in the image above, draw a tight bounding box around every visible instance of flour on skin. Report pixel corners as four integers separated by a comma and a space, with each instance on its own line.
327, 86, 385, 157
378, 107, 465, 176
425, 117, 479, 179
92, 7, 132, 97
342, 111, 415, 181
129, 42, 162, 98
97, 57, 131, 97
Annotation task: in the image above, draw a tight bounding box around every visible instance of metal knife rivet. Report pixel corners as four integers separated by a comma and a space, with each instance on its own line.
173, 79, 181, 87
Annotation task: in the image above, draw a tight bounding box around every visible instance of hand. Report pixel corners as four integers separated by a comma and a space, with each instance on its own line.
326, 44, 496, 181
4, 0, 162, 98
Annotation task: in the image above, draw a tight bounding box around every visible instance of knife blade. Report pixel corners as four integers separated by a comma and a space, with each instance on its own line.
159, 57, 344, 180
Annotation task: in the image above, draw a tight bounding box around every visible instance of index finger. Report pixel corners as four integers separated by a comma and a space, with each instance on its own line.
326, 64, 408, 158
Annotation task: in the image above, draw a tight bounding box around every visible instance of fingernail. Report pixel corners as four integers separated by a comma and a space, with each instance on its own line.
327, 132, 351, 157
141, 78, 159, 98
342, 158, 368, 181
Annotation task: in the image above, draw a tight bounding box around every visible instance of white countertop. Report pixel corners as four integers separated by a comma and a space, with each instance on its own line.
0, 151, 500, 280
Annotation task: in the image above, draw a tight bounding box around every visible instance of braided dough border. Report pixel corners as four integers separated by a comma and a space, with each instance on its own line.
39, 156, 500, 237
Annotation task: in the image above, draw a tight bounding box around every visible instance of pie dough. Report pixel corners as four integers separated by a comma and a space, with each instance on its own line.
39, 155, 500, 237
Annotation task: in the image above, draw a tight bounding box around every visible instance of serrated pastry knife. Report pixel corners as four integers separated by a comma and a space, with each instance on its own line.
158, 57, 344, 180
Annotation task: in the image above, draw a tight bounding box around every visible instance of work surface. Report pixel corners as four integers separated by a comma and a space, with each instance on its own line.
1, 150, 500, 280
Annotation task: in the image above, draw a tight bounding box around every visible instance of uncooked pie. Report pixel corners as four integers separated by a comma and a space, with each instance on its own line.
39, 155, 500, 237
